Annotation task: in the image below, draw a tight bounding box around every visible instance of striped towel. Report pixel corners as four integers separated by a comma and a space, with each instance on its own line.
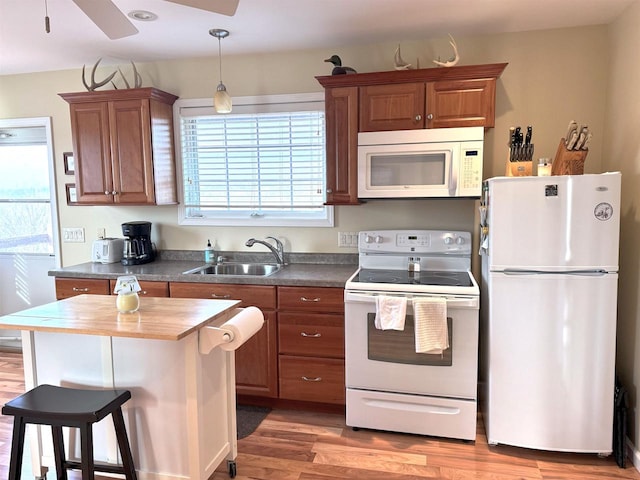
413, 297, 448, 354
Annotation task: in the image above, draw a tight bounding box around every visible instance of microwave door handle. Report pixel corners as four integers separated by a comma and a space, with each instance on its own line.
449, 151, 458, 196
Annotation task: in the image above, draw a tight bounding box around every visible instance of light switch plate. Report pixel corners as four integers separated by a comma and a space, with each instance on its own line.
62, 227, 85, 243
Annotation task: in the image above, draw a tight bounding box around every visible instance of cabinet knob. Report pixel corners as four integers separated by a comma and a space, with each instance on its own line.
104, 191, 110, 195
415, 114, 422, 122
427, 113, 434, 120
112, 190, 117, 195
326, 188, 333, 194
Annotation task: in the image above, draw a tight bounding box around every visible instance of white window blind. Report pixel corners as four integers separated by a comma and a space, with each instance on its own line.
176, 93, 332, 227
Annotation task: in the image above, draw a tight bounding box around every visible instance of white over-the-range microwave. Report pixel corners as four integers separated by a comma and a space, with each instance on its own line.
357, 126, 484, 199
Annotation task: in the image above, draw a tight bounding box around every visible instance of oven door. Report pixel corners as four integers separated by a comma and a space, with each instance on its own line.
344, 290, 479, 399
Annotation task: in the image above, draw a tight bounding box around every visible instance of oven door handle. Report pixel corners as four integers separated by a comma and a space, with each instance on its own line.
345, 291, 478, 309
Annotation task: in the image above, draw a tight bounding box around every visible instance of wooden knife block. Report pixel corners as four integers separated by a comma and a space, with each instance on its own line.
551, 138, 588, 175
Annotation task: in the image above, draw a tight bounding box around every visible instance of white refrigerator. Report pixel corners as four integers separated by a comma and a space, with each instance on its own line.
479, 172, 621, 454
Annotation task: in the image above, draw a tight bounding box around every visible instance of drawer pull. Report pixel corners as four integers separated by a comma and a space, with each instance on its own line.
140, 290, 148, 296
300, 296, 320, 302
301, 376, 322, 382
211, 293, 231, 299
301, 332, 321, 338
72, 287, 90, 292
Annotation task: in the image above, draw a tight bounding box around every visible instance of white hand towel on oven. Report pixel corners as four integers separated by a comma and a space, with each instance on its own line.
374, 295, 407, 330
413, 297, 449, 354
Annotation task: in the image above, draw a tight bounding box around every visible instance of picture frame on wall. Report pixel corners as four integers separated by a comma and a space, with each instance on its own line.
65, 183, 77, 205
63, 152, 75, 175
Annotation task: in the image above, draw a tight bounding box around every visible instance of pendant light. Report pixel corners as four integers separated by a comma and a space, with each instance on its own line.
209, 28, 232, 114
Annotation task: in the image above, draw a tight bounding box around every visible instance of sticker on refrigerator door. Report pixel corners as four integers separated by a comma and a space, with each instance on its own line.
594, 202, 613, 221
544, 184, 558, 197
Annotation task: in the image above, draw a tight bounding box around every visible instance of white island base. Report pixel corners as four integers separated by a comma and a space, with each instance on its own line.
0, 295, 252, 480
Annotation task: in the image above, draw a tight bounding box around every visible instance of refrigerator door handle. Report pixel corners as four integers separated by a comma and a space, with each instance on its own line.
502, 269, 609, 276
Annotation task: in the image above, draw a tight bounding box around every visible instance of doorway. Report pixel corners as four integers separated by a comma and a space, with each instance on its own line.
0, 117, 60, 349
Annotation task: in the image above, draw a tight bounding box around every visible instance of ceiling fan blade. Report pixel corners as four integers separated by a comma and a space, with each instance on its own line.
164, 0, 240, 17
72, 0, 138, 39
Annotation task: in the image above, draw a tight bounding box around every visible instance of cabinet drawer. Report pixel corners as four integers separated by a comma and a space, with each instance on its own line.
55, 278, 110, 299
277, 286, 344, 313
109, 280, 169, 297
169, 282, 276, 310
279, 356, 345, 404
278, 313, 344, 358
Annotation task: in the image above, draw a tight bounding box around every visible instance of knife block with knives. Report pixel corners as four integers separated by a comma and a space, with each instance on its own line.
551, 121, 590, 175
551, 138, 588, 175
506, 125, 534, 177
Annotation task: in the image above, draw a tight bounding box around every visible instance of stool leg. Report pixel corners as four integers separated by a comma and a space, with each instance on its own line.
52, 425, 68, 480
7, 415, 26, 480
79, 423, 95, 480
112, 407, 137, 480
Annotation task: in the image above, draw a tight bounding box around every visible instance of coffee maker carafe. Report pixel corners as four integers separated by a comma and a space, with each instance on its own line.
121, 221, 155, 266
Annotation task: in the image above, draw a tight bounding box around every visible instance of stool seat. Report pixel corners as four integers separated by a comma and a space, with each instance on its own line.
3, 384, 131, 423
2, 384, 137, 480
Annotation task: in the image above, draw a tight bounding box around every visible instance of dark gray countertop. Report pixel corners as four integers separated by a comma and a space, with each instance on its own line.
49, 251, 358, 288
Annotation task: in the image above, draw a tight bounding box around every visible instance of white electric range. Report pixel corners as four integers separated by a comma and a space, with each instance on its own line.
344, 229, 480, 441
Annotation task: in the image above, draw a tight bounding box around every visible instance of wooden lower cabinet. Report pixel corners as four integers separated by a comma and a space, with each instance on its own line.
169, 282, 278, 398
55, 278, 110, 299
279, 356, 345, 404
277, 286, 345, 405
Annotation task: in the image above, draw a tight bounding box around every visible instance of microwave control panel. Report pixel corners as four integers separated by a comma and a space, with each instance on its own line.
459, 147, 483, 195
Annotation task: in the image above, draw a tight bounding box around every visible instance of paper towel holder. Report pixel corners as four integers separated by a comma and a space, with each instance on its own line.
198, 307, 264, 355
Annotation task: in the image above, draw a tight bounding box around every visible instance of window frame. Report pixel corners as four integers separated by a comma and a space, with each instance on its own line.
174, 93, 333, 227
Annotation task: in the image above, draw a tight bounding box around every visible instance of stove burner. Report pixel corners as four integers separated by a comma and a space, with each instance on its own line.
354, 269, 473, 287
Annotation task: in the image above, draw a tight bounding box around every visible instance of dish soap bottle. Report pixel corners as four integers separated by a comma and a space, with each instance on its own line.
205, 239, 215, 264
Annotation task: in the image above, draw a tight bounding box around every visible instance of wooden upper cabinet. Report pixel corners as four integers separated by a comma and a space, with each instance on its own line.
324, 86, 360, 205
426, 78, 497, 128
59, 88, 179, 205
316, 63, 507, 205
360, 83, 426, 131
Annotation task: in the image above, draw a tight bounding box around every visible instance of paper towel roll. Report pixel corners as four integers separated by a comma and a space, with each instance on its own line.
218, 306, 264, 351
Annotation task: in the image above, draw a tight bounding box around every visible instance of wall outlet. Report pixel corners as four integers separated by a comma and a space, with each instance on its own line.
338, 231, 358, 248
62, 227, 85, 243
97, 228, 106, 239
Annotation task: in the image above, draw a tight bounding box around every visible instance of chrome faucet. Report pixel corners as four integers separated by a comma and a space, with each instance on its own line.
245, 236, 285, 265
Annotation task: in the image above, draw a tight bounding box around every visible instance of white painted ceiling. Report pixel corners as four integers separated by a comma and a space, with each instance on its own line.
0, 0, 635, 76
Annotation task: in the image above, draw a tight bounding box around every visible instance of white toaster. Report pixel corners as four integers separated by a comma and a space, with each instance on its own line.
92, 238, 125, 264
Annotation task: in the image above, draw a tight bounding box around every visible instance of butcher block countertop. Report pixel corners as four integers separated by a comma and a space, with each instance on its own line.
0, 294, 240, 341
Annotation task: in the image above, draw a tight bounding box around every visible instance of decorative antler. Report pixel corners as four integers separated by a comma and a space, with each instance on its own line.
82, 58, 117, 91
116, 61, 142, 89
393, 45, 412, 71
433, 34, 460, 68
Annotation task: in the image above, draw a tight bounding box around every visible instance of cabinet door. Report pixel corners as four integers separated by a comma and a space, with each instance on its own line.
70, 102, 114, 204
169, 282, 278, 397
278, 313, 344, 358
279, 356, 345, 404
235, 310, 278, 397
426, 78, 496, 128
359, 83, 425, 131
109, 99, 156, 204
324, 86, 360, 205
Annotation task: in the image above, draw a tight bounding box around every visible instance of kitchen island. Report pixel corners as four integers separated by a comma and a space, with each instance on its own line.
0, 294, 252, 480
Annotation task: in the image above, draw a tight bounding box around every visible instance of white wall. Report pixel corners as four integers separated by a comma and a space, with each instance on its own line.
605, 0, 640, 456
0, 26, 610, 268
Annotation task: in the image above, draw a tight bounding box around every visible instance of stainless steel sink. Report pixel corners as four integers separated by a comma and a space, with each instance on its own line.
183, 263, 282, 277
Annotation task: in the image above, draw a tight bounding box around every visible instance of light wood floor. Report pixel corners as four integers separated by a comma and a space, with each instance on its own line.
0, 350, 638, 480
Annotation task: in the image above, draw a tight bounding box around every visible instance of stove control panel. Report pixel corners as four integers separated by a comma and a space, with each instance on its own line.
359, 230, 471, 255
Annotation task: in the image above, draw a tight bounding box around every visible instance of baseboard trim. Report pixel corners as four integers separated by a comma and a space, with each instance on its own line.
626, 436, 640, 472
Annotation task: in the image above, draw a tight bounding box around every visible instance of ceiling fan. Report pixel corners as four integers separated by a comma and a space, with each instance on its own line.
71, 0, 239, 40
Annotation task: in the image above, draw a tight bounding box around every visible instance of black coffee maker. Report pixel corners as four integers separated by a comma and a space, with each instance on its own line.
121, 221, 155, 266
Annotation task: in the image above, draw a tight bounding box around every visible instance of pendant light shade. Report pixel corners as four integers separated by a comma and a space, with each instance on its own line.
209, 28, 232, 114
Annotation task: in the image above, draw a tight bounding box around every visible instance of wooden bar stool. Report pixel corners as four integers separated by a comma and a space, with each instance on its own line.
2, 384, 137, 480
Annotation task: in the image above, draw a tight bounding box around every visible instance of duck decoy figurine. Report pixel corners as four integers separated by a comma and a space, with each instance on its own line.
324, 55, 357, 75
